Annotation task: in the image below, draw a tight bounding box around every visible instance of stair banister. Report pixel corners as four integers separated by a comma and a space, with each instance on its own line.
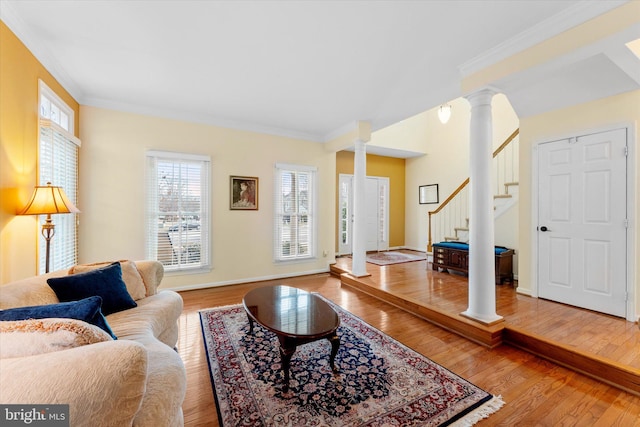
427, 129, 519, 252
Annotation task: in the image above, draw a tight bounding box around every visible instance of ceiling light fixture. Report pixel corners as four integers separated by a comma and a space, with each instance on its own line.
438, 104, 451, 124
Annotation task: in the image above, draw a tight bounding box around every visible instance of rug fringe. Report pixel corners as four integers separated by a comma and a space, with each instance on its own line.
450, 395, 505, 427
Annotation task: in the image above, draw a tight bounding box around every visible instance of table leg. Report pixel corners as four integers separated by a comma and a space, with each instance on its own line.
278, 339, 297, 391
327, 334, 340, 371
246, 315, 254, 334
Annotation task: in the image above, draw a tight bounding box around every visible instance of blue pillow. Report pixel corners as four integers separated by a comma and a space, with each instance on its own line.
0, 296, 116, 339
47, 262, 137, 316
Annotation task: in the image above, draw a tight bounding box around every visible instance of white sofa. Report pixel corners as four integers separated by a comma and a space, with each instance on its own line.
0, 260, 186, 427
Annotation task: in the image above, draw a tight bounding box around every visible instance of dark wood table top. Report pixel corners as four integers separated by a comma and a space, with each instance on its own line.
242, 285, 339, 339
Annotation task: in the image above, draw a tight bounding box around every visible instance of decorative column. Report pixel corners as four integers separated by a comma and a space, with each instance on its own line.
351, 138, 368, 277
462, 88, 503, 325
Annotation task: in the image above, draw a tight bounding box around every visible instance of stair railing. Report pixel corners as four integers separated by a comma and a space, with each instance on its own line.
428, 128, 519, 252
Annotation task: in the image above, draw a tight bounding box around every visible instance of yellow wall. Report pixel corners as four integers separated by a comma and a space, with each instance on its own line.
0, 21, 80, 283
335, 151, 405, 250
518, 90, 640, 318
79, 106, 336, 290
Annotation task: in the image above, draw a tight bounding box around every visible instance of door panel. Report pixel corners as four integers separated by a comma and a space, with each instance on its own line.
538, 128, 627, 317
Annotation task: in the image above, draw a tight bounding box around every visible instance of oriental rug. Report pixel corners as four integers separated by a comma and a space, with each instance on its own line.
200, 300, 503, 426
365, 251, 427, 266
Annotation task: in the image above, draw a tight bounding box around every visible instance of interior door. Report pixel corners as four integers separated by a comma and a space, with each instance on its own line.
537, 128, 627, 317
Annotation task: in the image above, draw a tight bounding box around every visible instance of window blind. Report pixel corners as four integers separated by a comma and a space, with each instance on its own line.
38, 119, 80, 273
273, 163, 317, 261
146, 151, 211, 272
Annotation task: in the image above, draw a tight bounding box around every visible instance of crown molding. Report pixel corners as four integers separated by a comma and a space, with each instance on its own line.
459, 0, 629, 78
1, 0, 85, 102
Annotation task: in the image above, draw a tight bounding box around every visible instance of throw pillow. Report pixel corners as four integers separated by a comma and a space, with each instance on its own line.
69, 260, 147, 300
0, 318, 113, 358
48, 262, 137, 315
0, 296, 116, 339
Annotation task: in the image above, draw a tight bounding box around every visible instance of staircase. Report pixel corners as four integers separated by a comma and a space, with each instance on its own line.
428, 129, 519, 251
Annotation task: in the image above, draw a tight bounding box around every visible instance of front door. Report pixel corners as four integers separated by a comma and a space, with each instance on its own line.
338, 174, 389, 255
537, 128, 627, 317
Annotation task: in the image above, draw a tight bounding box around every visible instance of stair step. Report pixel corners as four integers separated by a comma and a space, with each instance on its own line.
454, 227, 469, 232
494, 194, 512, 199
504, 182, 519, 187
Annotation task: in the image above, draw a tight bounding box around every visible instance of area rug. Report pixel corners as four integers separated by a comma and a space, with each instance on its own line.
366, 251, 427, 266
199, 299, 503, 426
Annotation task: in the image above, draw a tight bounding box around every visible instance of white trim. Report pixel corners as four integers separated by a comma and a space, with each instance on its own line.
459, 0, 628, 77
162, 268, 330, 292
2, 3, 84, 101
146, 150, 210, 162
274, 162, 318, 172
531, 122, 636, 322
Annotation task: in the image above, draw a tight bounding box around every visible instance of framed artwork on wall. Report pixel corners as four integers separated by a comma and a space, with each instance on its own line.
230, 176, 258, 210
419, 184, 439, 204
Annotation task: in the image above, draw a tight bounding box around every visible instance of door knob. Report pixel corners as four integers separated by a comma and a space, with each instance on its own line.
540, 226, 549, 232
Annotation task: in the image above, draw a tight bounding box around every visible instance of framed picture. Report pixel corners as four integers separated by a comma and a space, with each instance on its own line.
419, 184, 439, 204
230, 176, 258, 210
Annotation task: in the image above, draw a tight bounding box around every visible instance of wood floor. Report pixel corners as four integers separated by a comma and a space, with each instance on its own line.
176, 260, 640, 426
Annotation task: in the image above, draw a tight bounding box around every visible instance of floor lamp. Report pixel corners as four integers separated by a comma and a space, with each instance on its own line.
19, 182, 80, 273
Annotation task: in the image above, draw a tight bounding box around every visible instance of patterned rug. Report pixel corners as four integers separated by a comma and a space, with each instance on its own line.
200, 300, 503, 426
366, 251, 427, 266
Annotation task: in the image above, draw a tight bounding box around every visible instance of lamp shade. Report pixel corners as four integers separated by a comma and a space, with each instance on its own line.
438, 104, 451, 124
19, 182, 80, 216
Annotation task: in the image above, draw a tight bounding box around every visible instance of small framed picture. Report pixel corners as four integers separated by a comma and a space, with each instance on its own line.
419, 184, 439, 204
230, 176, 258, 210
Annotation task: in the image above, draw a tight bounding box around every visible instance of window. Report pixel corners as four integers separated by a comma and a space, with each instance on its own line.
38, 80, 80, 273
274, 163, 316, 261
146, 151, 210, 272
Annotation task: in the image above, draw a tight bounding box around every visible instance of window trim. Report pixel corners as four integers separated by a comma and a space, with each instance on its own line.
273, 162, 318, 263
146, 150, 212, 273
37, 80, 80, 274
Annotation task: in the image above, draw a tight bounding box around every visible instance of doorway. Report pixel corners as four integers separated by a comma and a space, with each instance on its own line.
338, 174, 389, 255
536, 128, 628, 317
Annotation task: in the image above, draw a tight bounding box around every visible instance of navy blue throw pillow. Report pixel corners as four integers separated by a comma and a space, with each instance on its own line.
47, 262, 137, 316
0, 296, 116, 339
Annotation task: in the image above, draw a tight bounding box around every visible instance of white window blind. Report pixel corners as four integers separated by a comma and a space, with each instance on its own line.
146, 151, 211, 272
38, 81, 79, 273
274, 163, 317, 261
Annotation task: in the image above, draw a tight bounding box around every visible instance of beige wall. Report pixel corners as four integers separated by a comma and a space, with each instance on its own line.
518, 90, 640, 319
79, 106, 336, 290
335, 151, 406, 249
0, 21, 80, 283
404, 94, 520, 253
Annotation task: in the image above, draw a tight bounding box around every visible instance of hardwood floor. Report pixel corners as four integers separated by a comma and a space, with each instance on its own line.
176, 267, 640, 426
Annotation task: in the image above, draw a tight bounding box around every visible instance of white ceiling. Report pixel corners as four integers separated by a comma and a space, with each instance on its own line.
2, 0, 636, 144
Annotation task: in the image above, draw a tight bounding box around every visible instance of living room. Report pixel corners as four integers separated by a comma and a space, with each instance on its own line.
1, 1, 639, 426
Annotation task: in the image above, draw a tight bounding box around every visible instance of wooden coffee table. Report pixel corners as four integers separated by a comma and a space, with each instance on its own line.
242, 285, 340, 391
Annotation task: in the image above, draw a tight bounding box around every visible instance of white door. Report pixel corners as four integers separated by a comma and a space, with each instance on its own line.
537, 128, 627, 317
338, 175, 389, 254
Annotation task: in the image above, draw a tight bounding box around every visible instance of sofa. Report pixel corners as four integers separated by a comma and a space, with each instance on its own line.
0, 260, 186, 427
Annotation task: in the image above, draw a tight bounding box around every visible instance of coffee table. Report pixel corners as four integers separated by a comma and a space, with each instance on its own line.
242, 285, 340, 391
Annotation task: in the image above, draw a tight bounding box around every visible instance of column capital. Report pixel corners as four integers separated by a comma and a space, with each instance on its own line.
465, 87, 499, 107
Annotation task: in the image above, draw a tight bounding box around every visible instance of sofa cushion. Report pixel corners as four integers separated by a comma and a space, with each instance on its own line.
0, 318, 113, 358
0, 296, 116, 339
48, 262, 137, 315
69, 260, 147, 301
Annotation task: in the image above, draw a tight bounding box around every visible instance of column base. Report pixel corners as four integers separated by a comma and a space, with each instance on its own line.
460, 310, 504, 326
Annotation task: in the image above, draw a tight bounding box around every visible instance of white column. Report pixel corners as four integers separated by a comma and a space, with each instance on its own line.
462, 88, 503, 325
351, 138, 368, 277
